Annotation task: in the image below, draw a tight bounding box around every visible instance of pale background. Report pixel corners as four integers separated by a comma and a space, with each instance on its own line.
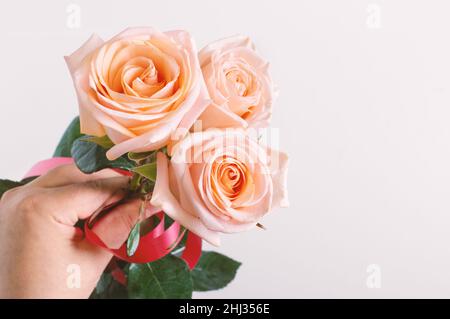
1, 0, 450, 298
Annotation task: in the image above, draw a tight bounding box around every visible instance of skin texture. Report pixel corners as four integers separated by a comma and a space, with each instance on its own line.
0, 164, 143, 298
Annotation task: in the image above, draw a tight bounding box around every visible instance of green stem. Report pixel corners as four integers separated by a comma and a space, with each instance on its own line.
138, 199, 146, 222
129, 172, 142, 192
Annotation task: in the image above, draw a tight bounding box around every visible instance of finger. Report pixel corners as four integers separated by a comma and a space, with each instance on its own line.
42, 176, 130, 226
73, 239, 113, 294
91, 199, 158, 249
91, 199, 141, 249
28, 164, 123, 188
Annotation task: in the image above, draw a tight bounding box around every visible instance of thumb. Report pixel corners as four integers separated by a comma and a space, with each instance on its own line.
91, 199, 141, 249
91, 199, 159, 249
45, 176, 130, 226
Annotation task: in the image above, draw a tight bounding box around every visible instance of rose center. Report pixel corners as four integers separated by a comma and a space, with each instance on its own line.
132, 61, 159, 88
213, 157, 248, 200
225, 69, 248, 97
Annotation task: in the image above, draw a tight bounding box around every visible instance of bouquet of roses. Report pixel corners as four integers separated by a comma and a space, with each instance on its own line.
0, 27, 288, 298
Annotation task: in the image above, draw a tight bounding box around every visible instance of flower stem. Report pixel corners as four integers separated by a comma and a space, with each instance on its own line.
129, 172, 141, 192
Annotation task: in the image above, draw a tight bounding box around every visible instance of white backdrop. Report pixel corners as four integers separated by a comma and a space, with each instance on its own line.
1, 0, 450, 298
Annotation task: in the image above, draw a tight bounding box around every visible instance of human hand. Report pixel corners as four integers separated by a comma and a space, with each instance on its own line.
0, 164, 143, 298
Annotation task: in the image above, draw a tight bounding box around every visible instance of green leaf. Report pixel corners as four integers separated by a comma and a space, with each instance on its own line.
140, 179, 155, 194
81, 135, 114, 149
71, 136, 134, 174
90, 273, 128, 299
53, 117, 84, 157
128, 151, 155, 162
129, 173, 141, 192
192, 251, 241, 292
128, 255, 193, 299
20, 176, 38, 184
95, 273, 113, 295
0, 179, 23, 198
127, 222, 140, 257
132, 162, 157, 182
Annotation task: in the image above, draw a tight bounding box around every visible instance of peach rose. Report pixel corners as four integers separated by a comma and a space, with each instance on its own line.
198, 36, 275, 130
150, 129, 288, 245
65, 27, 209, 160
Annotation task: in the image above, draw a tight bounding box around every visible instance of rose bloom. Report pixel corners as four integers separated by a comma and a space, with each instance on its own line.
65, 27, 209, 160
198, 36, 275, 130
150, 129, 288, 245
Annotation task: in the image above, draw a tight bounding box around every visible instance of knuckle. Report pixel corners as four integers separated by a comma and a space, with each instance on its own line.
46, 163, 74, 177
0, 187, 48, 223
93, 169, 120, 179
85, 179, 104, 192
1, 187, 21, 202
17, 192, 44, 217
34, 164, 77, 185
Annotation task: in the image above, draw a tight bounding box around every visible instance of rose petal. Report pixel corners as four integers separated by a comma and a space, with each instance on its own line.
150, 152, 221, 246
198, 102, 248, 130
268, 148, 289, 208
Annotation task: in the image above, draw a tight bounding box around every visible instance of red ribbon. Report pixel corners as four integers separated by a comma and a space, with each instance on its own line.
24, 158, 202, 270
